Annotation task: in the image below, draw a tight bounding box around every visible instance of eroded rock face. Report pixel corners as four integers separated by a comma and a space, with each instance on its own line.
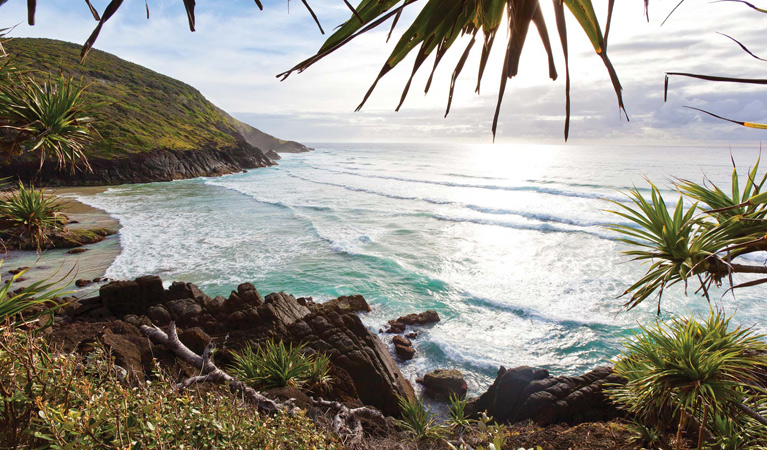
467, 365, 623, 425
60, 276, 415, 417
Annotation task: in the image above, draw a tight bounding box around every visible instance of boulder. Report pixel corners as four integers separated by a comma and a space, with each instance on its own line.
147, 305, 172, 325
395, 344, 416, 361
419, 369, 467, 399
179, 327, 211, 354
322, 295, 371, 314
385, 310, 440, 333
100, 275, 165, 317
166, 299, 203, 323
287, 301, 416, 416
467, 365, 623, 425
393, 335, 411, 347
259, 292, 310, 325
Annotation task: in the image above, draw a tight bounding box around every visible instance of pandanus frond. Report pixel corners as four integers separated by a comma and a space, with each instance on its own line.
608, 158, 767, 311
279, 0, 629, 140
8, 0, 635, 140
663, 0, 767, 131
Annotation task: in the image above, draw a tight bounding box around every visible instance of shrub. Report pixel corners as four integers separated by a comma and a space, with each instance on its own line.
609, 310, 767, 450
0, 260, 65, 328
0, 328, 339, 449
0, 75, 98, 173
395, 394, 444, 441
0, 182, 64, 248
230, 339, 332, 390
448, 392, 473, 431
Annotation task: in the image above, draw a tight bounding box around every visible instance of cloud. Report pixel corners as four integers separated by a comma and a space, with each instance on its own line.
1, 0, 765, 145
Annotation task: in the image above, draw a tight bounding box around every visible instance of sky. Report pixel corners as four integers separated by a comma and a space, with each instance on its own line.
1, 0, 766, 145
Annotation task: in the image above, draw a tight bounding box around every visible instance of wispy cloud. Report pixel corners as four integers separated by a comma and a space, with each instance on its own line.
2, 0, 765, 145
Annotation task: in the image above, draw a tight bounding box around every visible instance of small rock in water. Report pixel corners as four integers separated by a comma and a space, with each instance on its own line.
75, 279, 92, 288
385, 310, 440, 333
393, 335, 411, 347
418, 369, 467, 399
8, 266, 29, 275
395, 344, 416, 361
406, 331, 418, 339
67, 248, 89, 254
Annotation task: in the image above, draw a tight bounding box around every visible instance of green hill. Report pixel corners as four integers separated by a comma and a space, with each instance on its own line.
1, 38, 308, 185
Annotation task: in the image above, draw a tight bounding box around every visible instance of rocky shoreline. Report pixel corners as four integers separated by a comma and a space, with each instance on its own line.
49, 275, 623, 427
1, 140, 277, 187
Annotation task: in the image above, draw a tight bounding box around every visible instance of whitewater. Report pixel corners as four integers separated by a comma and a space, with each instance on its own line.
76, 143, 767, 394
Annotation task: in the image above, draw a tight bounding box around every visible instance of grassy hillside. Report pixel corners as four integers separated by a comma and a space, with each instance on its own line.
4, 38, 301, 159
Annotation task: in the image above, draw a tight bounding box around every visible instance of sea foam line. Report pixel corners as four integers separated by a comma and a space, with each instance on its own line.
306, 165, 625, 202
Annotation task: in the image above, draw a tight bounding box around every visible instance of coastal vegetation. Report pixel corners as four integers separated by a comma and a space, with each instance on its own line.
0, 182, 64, 249
1, 30, 98, 173
609, 311, 767, 450
231, 339, 332, 390
608, 159, 767, 310
0, 327, 339, 449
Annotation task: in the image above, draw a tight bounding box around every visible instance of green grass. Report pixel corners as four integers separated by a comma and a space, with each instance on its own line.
3, 38, 246, 161
0, 328, 339, 449
230, 340, 331, 390
395, 395, 444, 441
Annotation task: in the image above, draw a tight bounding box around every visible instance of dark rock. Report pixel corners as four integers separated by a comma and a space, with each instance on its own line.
75, 279, 92, 288
260, 292, 310, 325
92, 277, 103, 283
67, 248, 88, 254
166, 299, 203, 323
385, 310, 440, 333
419, 369, 467, 399
322, 295, 371, 314
265, 149, 282, 161
136, 275, 165, 306
147, 305, 172, 325
468, 365, 623, 425
167, 281, 209, 303
8, 266, 29, 275
224, 282, 263, 311
286, 306, 416, 416
101, 276, 166, 317
179, 327, 211, 354
395, 344, 416, 361
393, 335, 411, 347
406, 332, 418, 339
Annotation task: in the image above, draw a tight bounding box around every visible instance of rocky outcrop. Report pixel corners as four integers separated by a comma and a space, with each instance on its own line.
228, 114, 312, 154
385, 310, 440, 333
418, 369, 467, 399
0, 227, 116, 250
2, 141, 274, 187
467, 365, 623, 426
393, 335, 415, 361
52, 276, 415, 417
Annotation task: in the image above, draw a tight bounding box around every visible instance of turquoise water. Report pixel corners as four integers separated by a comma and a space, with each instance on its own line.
76, 143, 767, 394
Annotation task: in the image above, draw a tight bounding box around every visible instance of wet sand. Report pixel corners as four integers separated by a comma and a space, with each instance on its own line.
2, 186, 121, 296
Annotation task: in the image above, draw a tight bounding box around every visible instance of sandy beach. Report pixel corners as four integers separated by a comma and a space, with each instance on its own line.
1, 186, 121, 296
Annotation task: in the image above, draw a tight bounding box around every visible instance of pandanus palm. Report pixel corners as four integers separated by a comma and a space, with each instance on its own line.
8, 0, 634, 140
0, 28, 98, 172
608, 157, 767, 311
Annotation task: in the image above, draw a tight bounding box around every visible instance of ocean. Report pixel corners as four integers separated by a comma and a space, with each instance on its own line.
76, 143, 767, 395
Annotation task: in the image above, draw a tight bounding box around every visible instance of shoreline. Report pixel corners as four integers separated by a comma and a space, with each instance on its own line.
2, 186, 122, 294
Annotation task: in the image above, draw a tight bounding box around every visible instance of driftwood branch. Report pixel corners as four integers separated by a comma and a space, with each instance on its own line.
311, 397, 388, 446
140, 322, 280, 414
140, 321, 388, 444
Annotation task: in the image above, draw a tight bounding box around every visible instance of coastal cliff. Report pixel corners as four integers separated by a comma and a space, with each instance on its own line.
0, 39, 309, 186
